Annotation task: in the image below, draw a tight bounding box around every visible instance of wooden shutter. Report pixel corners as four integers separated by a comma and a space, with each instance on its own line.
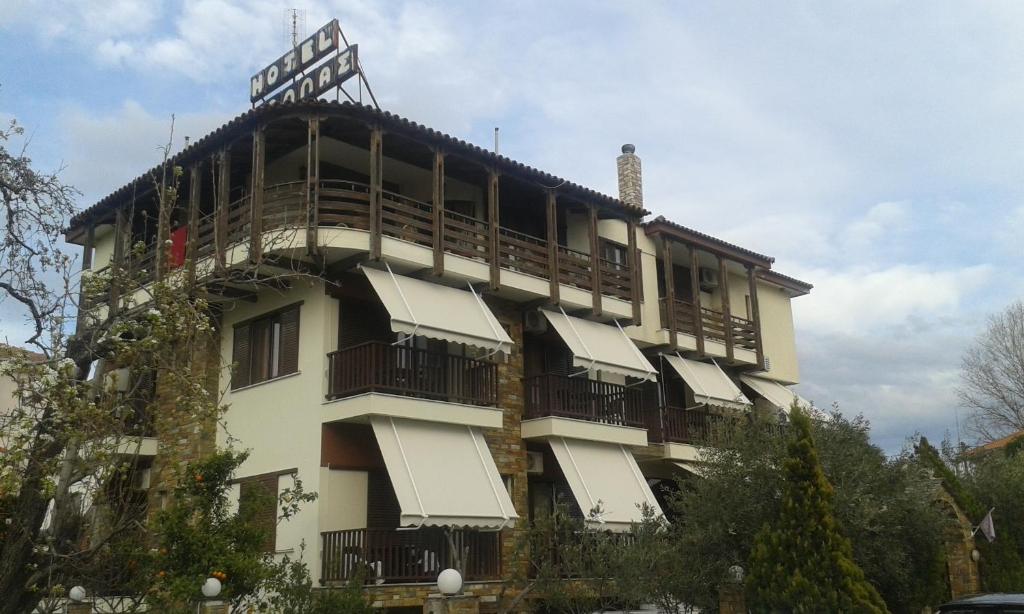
339, 298, 392, 349
366, 469, 400, 528
232, 324, 252, 389
239, 475, 277, 552
278, 306, 300, 376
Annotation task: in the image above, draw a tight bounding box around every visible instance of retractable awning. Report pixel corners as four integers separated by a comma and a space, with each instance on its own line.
662, 355, 751, 411
739, 375, 811, 413
369, 416, 518, 529
362, 266, 514, 354
548, 437, 662, 531
541, 309, 657, 381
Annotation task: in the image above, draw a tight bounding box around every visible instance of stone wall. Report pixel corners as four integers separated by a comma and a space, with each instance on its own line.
937, 488, 981, 598
146, 323, 222, 518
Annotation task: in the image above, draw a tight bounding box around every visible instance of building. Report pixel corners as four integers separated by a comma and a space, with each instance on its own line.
66, 100, 811, 608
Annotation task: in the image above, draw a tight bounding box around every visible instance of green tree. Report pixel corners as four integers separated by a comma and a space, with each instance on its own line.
746, 406, 889, 613
918, 437, 1024, 591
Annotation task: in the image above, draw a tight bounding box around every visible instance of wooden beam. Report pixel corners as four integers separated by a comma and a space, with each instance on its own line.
368, 126, 383, 260
689, 244, 705, 356
432, 149, 445, 275
719, 255, 733, 362
661, 237, 677, 349
186, 162, 201, 287
250, 126, 266, 264
76, 224, 95, 334
306, 115, 320, 256
546, 190, 560, 303
487, 170, 500, 290
109, 207, 127, 313
626, 218, 640, 325
215, 149, 230, 271
747, 265, 765, 370
588, 204, 602, 316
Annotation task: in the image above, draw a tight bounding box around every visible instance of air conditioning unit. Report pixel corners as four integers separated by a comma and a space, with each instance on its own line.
524, 311, 548, 335
698, 267, 719, 291
763, 355, 772, 372
103, 367, 131, 393
526, 451, 544, 474
132, 468, 152, 491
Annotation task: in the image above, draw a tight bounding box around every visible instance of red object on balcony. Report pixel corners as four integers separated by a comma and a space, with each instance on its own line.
169, 226, 187, 269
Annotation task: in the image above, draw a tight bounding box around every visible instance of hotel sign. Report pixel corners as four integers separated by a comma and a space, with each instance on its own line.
250, 19, 359, 105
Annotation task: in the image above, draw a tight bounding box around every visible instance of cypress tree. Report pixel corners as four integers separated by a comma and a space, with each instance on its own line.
747, 406, 889, 613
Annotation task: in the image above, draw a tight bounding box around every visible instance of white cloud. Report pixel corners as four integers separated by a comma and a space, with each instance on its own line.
58, 101, 227, 206
793, 263, 992, 336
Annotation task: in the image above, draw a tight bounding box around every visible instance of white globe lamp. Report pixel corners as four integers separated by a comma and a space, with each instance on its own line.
68, 585, 87, 602
728, 564, 745, 583
201, 577, 222, 598
437, 568, 463, 596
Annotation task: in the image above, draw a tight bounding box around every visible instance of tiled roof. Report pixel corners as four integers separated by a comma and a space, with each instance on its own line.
964, 430, 1024, 457
69, 100, 646, 230
0, 343, 46, 363
643, 215, 775, 267
759, 269, 813, 295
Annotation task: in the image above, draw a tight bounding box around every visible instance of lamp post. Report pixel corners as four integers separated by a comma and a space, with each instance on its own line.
197, 577, 222, 614
436, 568, 463, 614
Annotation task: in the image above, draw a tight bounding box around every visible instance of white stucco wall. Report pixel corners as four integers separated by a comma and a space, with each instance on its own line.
756, 282, 800, 384
217, 281, 339, 577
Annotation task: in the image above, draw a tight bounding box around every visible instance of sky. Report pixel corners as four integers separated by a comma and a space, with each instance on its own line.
3, 0, 1023, 454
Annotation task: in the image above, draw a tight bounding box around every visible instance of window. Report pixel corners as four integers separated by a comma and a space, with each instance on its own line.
599, 239, 627, 266
238, 475, 279, 553
232, 304, 300, 389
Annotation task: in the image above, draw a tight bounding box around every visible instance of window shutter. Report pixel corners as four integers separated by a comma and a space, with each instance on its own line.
339, 299, 392, 349
366, 469, 401, 528
278, 306, 300, 376
239, 475, 278, 552
232, 324, 251, 389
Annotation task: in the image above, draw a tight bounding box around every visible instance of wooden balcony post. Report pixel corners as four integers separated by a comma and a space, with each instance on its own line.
588, 204, 602, 316
747, 265, 765, 370
186, 162, 201, 287
719, 255, 733, 361
627, 218, 640, 325
215, 149, 230, 271
661, 237, 677, 348
306, 114, 320, 256
546, 190, 560, 303
155, 165, 173, 282
75, 223, 95, 333
432, 149, 445, 275
689, 244, 705, 356
369, 126, 383, 260
250, 125, 266, 263
109, 206, 127, 313
487, 169, 500, 290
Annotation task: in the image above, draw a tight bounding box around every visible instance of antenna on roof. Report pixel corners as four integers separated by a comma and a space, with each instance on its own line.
283, 9, 307, 47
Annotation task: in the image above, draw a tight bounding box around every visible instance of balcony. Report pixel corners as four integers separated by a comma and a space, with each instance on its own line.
525, 374, 645, 428
327, 341, 497, 406
320, 527, 501, 585
650, 406, 786, 448
658, 297, 760, 359
120, 179, 635, 306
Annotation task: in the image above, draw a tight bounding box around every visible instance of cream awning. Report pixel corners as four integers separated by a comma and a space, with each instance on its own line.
671, 461, 704, 477
541, 309, 657, 381
740, 375, 811, 414
548, 437, 662, 532
663, 355, 751, 411
370, 416, 518, 529
362, 266, 514, 354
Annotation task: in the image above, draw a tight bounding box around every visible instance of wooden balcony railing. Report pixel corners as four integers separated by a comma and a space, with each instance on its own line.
321, 527, 501, 585
327, 341, 498, 406
524, 373, 645, 428
651, 406, 785, 446
659, 298, 760, 356
110, 179, 637, 303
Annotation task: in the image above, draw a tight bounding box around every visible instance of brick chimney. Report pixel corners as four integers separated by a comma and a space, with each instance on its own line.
616, 144, 643, 208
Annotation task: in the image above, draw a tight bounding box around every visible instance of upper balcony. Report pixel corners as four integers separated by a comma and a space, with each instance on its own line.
74, 103, 645, 324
